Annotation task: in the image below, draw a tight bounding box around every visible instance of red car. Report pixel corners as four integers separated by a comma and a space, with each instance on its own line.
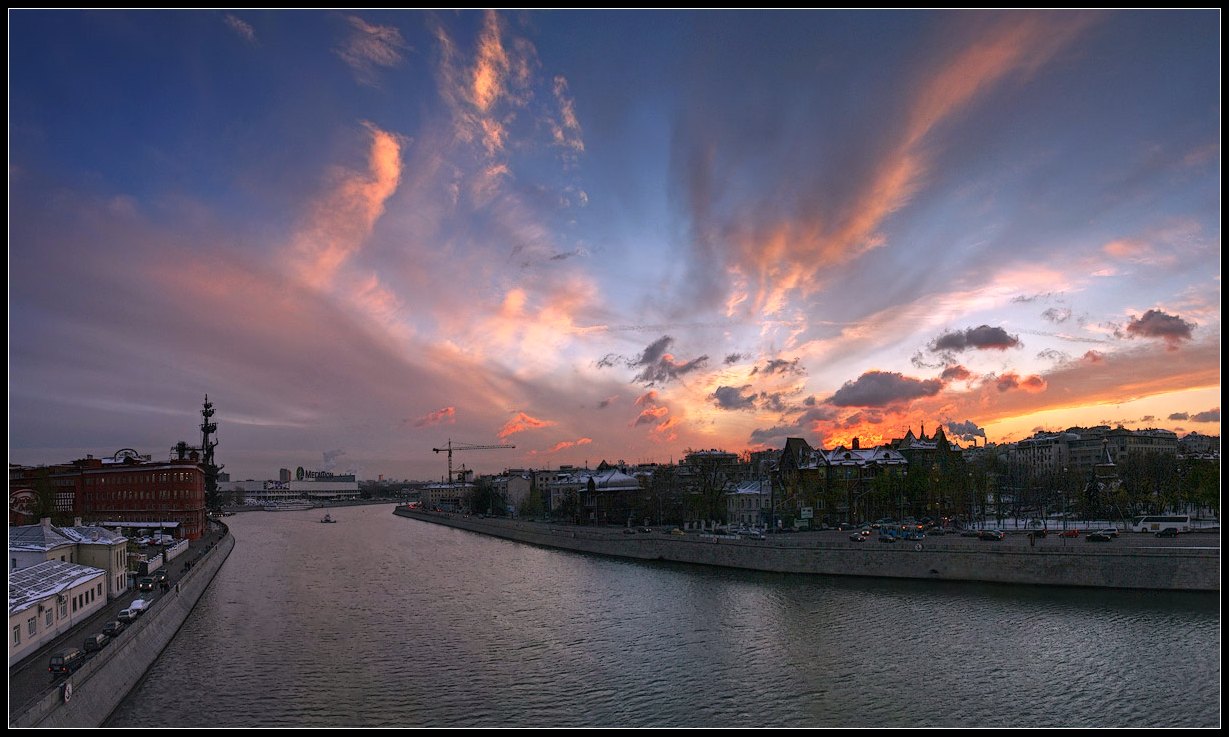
1058, 529, 1080, 538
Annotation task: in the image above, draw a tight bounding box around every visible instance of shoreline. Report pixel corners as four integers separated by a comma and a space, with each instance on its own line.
393, 508, 1219, 592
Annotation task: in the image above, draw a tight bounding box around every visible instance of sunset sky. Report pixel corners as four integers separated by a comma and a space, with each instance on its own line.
9, 10, 1220, 481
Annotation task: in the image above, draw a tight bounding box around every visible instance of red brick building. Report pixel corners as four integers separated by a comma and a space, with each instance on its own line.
9, 454, 208, 540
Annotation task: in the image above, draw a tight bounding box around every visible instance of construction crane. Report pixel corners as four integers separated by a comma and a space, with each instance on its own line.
432, 439, 515, 484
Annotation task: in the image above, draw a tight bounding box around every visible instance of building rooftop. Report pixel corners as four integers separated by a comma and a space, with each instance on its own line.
8, 524, 76, 553
8, 560, 107, 616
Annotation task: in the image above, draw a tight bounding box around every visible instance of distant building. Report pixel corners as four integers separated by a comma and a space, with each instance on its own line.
9, 451, 209, 539
726, 478, 771, 528
1009, 425, 1178, 475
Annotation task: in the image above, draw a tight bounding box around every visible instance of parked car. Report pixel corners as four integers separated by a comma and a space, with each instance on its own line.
878, 533, 899, 543
669, 528, 685, 536
1155, 527, 1180, 538
978, 529, 1006, 541
1086, 532, 1113, 542
48, 648, 85, 676
101, 620, 126, 638
83, 633, 110, 653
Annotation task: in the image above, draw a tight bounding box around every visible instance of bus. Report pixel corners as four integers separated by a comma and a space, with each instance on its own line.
1130, 515, 1191, 533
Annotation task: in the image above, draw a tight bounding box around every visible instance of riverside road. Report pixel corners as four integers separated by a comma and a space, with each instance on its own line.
7, 520, 228, 718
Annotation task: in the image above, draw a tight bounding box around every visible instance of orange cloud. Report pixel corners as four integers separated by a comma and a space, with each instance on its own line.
289, 123, 404, 290
498, 411, 556, 439
722, 13, 1097, 318
414, 407, 456, 427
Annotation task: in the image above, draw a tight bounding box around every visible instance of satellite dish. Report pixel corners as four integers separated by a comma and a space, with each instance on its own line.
114, 448, 141, 462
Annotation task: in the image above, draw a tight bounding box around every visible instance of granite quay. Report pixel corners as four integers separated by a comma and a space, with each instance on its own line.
394, 508, 1218, 592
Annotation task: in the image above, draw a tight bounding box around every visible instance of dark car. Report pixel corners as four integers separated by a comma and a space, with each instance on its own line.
49, 648, 85, 676
978, 529, 1006, 541
1155, 527, 1180, 538
1058, 529, 1079, 538
1031, 529, 1047, 538
637, 527, 652, 533
622, 528, 635, 534
101, 620, 126, 638
137, 576, 155, 592
837, 522, 856, 531
83, 633, 110, 652
848, 532, 865, 542
1086, 532, 1113, 542
153, 570, 169, 584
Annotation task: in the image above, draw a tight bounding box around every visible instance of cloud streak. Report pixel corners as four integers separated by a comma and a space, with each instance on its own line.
336, 15, 410, 87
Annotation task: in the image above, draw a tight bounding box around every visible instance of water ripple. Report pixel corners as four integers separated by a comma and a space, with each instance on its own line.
106, 506, 1220, 728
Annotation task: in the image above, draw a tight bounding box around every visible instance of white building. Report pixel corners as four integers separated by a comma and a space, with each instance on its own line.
9, 519, 130, 602
726, 478, 771, 528
9, 560, 107, 666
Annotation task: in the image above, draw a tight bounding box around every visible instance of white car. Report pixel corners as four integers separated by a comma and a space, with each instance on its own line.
1096, 528, 1120, 538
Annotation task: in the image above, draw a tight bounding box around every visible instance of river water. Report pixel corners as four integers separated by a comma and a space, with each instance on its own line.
106, 504, 1220, 727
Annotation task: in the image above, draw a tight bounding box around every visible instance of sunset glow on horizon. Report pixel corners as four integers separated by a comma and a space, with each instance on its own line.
9, 10, 1220, 481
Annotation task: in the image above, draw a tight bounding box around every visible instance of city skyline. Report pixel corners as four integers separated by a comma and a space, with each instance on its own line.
9, 10, 1220, 481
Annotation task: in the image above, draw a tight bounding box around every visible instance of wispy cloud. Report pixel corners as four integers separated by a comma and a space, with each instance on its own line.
414, 407, 456, 427
224, 14, 256, 44
287, 122, 404, 291
336, 15, 409, 87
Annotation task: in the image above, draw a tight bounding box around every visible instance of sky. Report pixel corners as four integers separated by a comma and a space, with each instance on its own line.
9, 10, 1221, 482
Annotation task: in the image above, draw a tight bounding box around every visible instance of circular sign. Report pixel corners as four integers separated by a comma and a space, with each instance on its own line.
914, 543, 923, 552
63, 681, 73, 703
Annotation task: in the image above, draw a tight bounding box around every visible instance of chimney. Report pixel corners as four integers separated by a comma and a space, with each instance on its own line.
852, 437, 860, 450
74, 517, 83, 527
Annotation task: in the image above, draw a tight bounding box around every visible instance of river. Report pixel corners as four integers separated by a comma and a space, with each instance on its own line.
106, 504, 1220, 727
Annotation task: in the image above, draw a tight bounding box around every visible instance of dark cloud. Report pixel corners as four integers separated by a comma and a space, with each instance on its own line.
946, 419, 986, 441
994, 372, 1047, 393
1192, 408, 1220, 422
724, 353, 744, 365
828, 371, 944, 408
1036, 349, 1069, 363
1041, 307, 1072, 324
548, 248, 582, 262
748, 405, 837, 446
757, 392, 791, 413
598, 336, 710, 386
1083, 350, 1105, 363
758, 357, 805, 376
940, 364, 971, 381
911, 350, 947, 370
1125, 309, 1195, 350
929, 325, 1021, 353
1011, 292, 1057, 304
749, 425, 797, 445
711, 385, 757, 411
803, 395, 817, 407
597, 396, 616, 409
1168, 412, 1190, 421
1140, 415, 1155, 422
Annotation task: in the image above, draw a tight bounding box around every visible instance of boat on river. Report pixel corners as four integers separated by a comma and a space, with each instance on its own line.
320, 514, 337, 523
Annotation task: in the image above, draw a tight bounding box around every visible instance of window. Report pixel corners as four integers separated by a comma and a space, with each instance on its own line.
59, 600, 67, 618
28, 617, 37, 636
12, 626, 19, 646
45, 610, 53, 627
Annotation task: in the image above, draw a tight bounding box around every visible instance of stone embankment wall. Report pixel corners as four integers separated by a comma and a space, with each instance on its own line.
394, 509, 1217, 592
11, 532, 236, 728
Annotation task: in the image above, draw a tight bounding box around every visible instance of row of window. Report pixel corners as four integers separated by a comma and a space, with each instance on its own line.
11, 582, 103, 646
87, 489, 199, 502
88, 471, 199, 485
